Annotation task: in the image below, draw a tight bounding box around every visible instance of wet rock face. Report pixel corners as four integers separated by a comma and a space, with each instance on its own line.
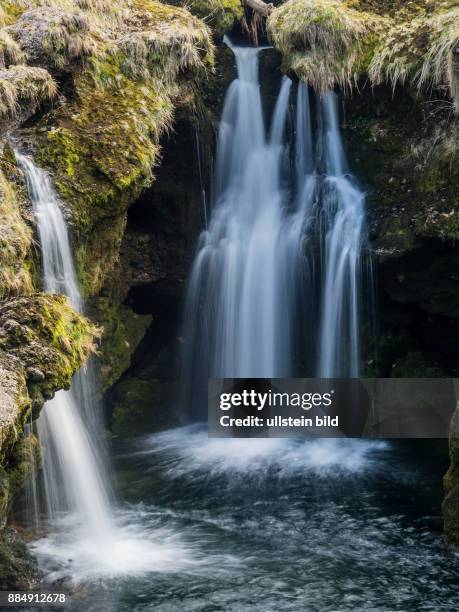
0, 355, 30, 466
381, 247, 459, 320
344, 86, 458, 251
0, 292, 96, 513
444, 404, 459, 546
0, 527, 37, 590
100, 114, 209, 432
0, 294, 98, 411
341, 84, 459, 377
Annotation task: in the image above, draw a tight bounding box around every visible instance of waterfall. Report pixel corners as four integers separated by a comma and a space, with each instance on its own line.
182, 45, 294, 395
16, 153, 115, 546
316, 93, 365, 377
9, 154, 191, 578
182, 40, 369, 414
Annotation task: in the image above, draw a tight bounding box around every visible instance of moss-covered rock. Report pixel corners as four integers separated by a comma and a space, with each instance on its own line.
0, 527, 37, 589
90, 297, 151, 392
0, 3, 217, 436
0, 292, 98, 586
0, 294, 98, 409
17, 0, 215, 296
268, 0, 384, 92
268, 0, 459, 109
344, 87, 459, 253
0, 151, 34, 299
111, 376, 174, 436
0, 354, 31, 468
169, 0, 243, 37
34, 62, 171, 295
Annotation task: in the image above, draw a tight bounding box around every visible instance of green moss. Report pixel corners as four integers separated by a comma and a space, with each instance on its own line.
0, 359, 31, 468
0, 294, 98, 395
412, 144, 459, 241
5, 434, 40, 502
0, 1, 27, 27
33, 1, 214, 296
0, 157, 33, 299
374, 216, 415, 256
0, 292, 97, 565
184, 0, 243, 36
0, 469, 8, 528
0, 528, 36, 589
112, 377, 171, 436
344, 86, 458, 255
91, 297, 152, 392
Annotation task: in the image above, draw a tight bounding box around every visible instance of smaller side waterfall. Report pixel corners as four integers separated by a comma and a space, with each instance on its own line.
16, 153, 114, 546
17, 155, 189, 582
17, 157, 81, 308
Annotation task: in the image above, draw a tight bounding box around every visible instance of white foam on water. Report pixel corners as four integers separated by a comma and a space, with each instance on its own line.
31, 505, 242, 584
140, 425, 389, 479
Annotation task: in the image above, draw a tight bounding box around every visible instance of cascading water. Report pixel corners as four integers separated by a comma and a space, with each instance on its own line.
182, 40, 369, 413
16, 153, 114, 546
316, 93, 366, 378
8, 44, 459, 609
16, 154, 203, 583
183, 45, 299, 400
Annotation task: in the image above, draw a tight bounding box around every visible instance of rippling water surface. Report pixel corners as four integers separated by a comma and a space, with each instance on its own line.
29, 426, 459, 612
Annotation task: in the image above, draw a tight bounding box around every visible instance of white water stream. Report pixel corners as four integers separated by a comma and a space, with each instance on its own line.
182, 40, 368, 410
16, 153, 114, 545
16, 155, 185, 580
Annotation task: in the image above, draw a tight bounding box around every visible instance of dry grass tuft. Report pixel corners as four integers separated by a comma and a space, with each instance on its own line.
417, 9, 459, 110
8, 7, 104, 71
368, 16, 430, 90
268, 0, 384, 93
42, 10, 101, 68
0, 30, 25, 67
0, 168, 33, 298
0, 78, 18, 117
7, 1, 213, 79
369, 6, 459, 110
116, 0, 214, 83
0, 65, 57, 119
269, 0, 459, 110
74, 0, 115, 11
